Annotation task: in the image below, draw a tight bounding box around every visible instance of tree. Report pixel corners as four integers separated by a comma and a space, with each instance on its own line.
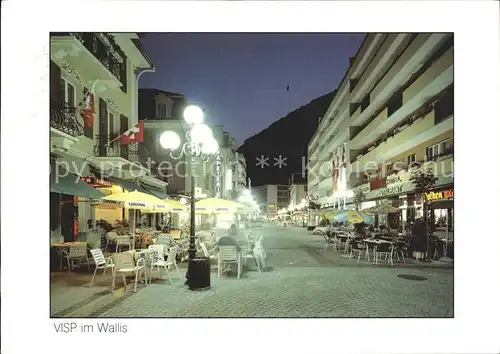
353, 189, 365, 211
409, 167, 437, 261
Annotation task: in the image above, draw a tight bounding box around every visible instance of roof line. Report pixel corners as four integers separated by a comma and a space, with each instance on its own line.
132, 38, 155, 68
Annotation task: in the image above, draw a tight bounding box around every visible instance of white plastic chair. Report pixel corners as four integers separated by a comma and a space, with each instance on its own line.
348, 240, 366, 263
89, 249, 115, 288
115, 235, 131, 253
218, 245, 241, 279
322, 234, 337, 252
166, 246, 182, 280
148, 244, 169, 283
112, 252, 148, 292
105, 231, 118, 251
61, 244, 89, 273
375, 243, 394, 265
253, 237, 266, 272
200, 242, 216, 260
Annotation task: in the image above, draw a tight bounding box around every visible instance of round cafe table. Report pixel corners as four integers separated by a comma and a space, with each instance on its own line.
363, 239, 393, 262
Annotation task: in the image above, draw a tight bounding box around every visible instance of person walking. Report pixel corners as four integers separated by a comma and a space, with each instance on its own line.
412, 219, 428, 261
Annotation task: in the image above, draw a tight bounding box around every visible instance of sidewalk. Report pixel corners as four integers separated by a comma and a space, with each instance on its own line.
303, 234, 454, 270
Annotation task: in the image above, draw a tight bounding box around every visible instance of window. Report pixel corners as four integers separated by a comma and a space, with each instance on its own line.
439, 140, 451, 154
157, 103, 167, 118
59, 78, 76, 107
349, 79, 359, 93
108, 111, 115, 135
387, 92, 403, 117
434, 84, 454, 124
407, 154, 416, 166
360, 94, 370, 112
426, 139, 451, 160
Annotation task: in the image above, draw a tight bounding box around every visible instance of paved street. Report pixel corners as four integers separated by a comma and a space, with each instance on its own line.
91, 225, 453, 318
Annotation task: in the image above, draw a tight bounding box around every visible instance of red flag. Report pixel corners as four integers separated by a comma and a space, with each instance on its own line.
120, 121, 144, 145
80, 89, 95, 129
332, 155, 338, 192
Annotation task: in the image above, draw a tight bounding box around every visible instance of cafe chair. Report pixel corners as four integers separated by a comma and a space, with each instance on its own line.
218, 246, 241, 279
89, 249, 115, 288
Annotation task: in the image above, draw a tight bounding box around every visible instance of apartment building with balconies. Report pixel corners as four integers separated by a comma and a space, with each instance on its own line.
50, 32, 157, 238
308, 33, 454, 226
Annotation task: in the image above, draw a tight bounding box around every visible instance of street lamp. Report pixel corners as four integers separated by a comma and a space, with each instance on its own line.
159, 104, 219, 263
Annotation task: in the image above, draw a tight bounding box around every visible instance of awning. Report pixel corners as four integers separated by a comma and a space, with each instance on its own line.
106, 176, 149, 194
51, 168, 105, 198
50, 184, 63, 193
140, 182, 170, 200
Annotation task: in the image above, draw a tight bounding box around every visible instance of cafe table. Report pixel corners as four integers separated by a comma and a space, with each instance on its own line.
124, 248, 158, 284
52, 242, 88, 271
362, 239, 393, 262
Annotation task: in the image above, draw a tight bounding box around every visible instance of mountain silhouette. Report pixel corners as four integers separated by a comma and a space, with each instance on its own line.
237, 90, 337, 187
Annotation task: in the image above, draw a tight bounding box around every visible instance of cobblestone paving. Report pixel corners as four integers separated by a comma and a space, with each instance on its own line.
99, 266, 453, 318
52, 225, 453, 317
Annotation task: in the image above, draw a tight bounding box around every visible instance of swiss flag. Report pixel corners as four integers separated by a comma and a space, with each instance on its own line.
120, 121, 144, 145
80, 89, 95, 129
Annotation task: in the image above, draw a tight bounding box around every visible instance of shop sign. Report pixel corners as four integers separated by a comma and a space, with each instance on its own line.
375, 184, 404, 198
425, 189, 454, 201
386, 174, 403, 185
215, 150, 221, 198
81, 176, 112, 188
355, 184, 370, 194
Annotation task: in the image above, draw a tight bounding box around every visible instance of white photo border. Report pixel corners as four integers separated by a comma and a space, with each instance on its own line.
1, 1, 500, 354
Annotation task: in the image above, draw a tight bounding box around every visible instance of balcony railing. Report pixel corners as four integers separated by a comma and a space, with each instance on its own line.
50, 100, 83, 137
95, 133, 128, 160
53, 32, 126, 89
95, 134, 152, 167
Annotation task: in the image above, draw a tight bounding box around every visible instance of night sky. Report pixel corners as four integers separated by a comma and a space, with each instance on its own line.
139, 33, 365, 144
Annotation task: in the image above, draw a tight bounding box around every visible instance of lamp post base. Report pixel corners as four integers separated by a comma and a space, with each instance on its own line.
185, 256, 211, 291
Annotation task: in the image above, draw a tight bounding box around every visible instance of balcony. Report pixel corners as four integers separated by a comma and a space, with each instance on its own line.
50, 100, 83, 137
353, 110, 453, 172
50, 100, 83, 150
51, 33, 126, 91
350, 47, 453, 149
94, 134, 149, 178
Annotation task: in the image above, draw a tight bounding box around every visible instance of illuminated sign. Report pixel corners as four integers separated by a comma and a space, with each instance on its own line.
81, 177, 112, 188
425, 189, 454, 201
375, 184, 404, 197
215, 150, 222, 198
386, 174, 403, 185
